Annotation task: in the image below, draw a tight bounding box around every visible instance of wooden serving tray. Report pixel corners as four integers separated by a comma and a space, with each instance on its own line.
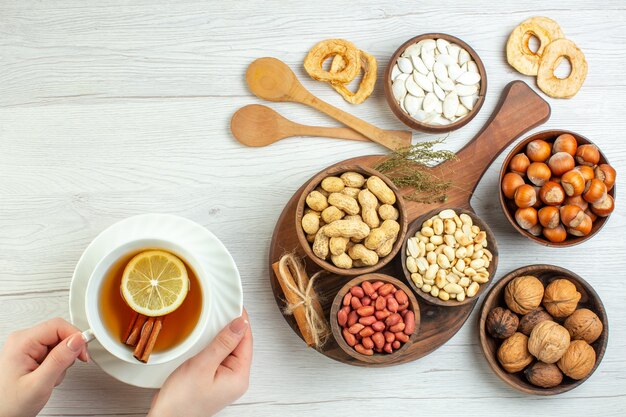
269, 81, 551, 366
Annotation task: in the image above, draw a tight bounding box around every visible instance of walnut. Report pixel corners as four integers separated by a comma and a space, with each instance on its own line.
524, 362, 563, 388
564, 308, 603, 344
497, 332, 533, 373
487, 307, 519, 339
518, 307, 553, 336
557, 340, 596, 380
528, 321, 570, 363
543, 279, 581, 318
504, 275, 544, 315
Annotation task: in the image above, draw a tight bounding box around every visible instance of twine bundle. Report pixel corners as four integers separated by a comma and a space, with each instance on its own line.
275, 254, 330, 348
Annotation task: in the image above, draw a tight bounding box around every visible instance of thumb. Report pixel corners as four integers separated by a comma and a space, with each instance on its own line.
32, 332, 85, 389
196, 316, 248, 370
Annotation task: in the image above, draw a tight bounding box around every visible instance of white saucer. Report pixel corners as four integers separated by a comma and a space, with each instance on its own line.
69, 214, 243, 388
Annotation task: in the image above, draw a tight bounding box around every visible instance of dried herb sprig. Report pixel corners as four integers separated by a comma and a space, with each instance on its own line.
375, 139, 456, 203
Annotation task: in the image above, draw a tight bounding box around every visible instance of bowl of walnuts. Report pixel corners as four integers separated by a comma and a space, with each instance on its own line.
478, 264, 608, 395
296, 164, 407, 276
499, 130, 616, 246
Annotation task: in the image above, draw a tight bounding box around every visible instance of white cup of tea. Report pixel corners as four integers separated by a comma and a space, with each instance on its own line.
83, 238, 212, 365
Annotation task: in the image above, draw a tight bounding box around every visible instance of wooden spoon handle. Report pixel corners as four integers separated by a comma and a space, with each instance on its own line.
298, 93, 412, 151
435, 81, 551, 208
290, 124, 410, 144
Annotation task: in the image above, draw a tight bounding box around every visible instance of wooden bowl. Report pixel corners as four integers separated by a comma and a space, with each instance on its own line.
330, 273, 420, 364
478, 264, 609, 395
384, 33, 488, 133
499, 130, 616, 247
295, 165, 407, 276
401, 207, 499, 306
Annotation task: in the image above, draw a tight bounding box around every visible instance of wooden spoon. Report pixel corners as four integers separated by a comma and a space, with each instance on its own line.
231, 104, 412, 147
245, 57, 412, 151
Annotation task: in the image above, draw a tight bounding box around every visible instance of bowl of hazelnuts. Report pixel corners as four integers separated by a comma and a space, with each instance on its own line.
499, 130, 616, 246
478, 264, 608, 395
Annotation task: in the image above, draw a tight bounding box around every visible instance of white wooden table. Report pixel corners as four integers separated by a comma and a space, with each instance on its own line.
1, 1, 625, 415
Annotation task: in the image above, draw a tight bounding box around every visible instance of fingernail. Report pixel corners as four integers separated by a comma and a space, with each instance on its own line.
67, 333, 84, 353
229, 317, 249, 335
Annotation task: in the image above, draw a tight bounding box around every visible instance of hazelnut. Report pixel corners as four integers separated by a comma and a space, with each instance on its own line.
538, 181, 565, 206
527, 162, 552, 186
552, 133, 578, 156
594, 164, 616, 191
548, 152, 575, 177
514, 184, 537, 208
561, 170, 586, 197
591, 194, 614, 217
502, 172, 525, 199
542, 225, 567, 243
518, 307, 554, 336
528, 321, 571, 363
504, 275, 544, 315
527, 223, 543, 237
574, 165, 595, 182
538, 206, 560, 229
583, 179, 607, 204
564, 195, 588, 211
585, 208, 598, 223
526, 140, 552, 162
575, 144, 600, 166
510, 153, 531, 175
559, 205, 585, 228
525, 362, 564, 388
557, 340, 596, 380
564, 308, 603, 344
568, 214, 593, 237
543, 279, 581, 318
497, 332, 534, 373
486, 307, 519, 339
515, 207, 538, 230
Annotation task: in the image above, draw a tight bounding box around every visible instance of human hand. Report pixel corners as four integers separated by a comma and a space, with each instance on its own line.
0, 318, 90, 417
148, 309, 252, 417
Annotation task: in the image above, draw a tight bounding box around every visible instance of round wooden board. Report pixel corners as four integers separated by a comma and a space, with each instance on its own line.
269, 81, 552, 367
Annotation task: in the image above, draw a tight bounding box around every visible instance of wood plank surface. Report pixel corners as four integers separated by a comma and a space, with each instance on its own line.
1, 1, 625, 416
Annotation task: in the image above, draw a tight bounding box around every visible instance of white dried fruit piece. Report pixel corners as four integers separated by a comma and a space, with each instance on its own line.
404, 95, 422, 115
413, 72, 433, 92
437, 77, 456, 92
456, 84, 478, 96
406, 77, 425, 97
391, 65, 401, 80
411, 55, 429, 75
443, 92, 459, 120
422, 51, 435, 70
433, 62, 448, 81
456, 71, 481, 85
392, 79, 407, 101
397, 57, 413, 73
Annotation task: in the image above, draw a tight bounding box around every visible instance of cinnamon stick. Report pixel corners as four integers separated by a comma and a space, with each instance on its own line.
133, 317, 155, 359
123, 313, 148, 347
272, 260, 324, 347
137, 317, 163, 363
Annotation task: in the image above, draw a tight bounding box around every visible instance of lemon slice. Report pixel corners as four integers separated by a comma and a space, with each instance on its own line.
121, 250, 189, 317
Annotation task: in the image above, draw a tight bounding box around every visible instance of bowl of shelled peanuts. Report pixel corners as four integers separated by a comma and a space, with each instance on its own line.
499, 130, 616, 247
295, 165, 407, 276
330, 273, 420, 362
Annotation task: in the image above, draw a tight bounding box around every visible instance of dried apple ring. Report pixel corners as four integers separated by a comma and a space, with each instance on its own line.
304, 39, 360, 84
537, 38, 587, 99
329, 51, 378, 104
507, 16, 564, 76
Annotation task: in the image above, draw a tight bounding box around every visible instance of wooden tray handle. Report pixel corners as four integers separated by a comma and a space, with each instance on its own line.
434, 81, 551, 208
